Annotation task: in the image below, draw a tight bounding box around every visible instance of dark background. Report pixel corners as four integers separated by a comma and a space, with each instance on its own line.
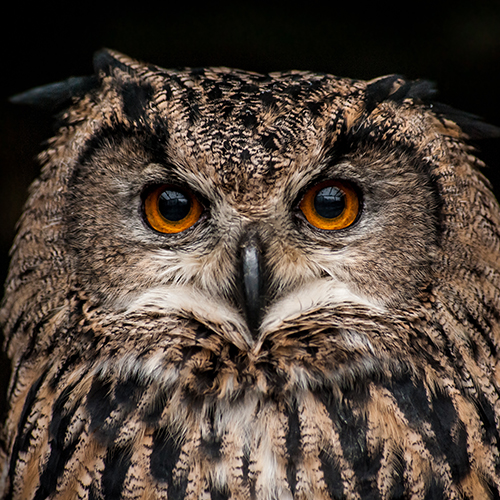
0, 1, 499, 409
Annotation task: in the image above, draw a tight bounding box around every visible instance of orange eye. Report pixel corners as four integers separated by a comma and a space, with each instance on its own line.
299, 180, 359, 230
144, 185, 203, 234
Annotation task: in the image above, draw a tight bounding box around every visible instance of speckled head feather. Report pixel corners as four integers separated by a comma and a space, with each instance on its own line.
2, 49, 500, 499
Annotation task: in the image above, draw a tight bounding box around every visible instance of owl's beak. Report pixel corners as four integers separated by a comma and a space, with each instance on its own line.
238, 228, 266, 339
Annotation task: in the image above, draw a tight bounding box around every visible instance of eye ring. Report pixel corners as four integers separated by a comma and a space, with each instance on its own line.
299, 179, 360, 231
143, 184, 203, 234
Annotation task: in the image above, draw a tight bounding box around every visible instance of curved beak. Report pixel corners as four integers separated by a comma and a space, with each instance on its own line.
238, 228, 267, 339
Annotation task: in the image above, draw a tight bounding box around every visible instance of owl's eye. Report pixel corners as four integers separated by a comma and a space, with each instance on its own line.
299, 180, 360, 230
144, 185, 203, 234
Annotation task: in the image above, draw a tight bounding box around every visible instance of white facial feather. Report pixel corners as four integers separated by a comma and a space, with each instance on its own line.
262, 279, 386, 334
121, 285, 253, 349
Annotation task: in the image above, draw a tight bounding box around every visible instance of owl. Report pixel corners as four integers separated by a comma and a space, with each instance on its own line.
1, 49, 500, 500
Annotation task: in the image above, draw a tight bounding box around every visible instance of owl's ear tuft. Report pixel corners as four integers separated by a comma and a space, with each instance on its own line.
364, 75, 437, 112
9, 49, 141, 113
9, 76, 99, 111
431, 103, 500, 140
364, 75, 500, 139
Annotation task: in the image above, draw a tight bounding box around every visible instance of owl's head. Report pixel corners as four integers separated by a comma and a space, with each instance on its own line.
4, 50, 500, 396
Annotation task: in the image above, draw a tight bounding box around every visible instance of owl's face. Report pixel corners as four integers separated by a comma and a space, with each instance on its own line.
65, 54, 439, 365
3, 50, 500, 500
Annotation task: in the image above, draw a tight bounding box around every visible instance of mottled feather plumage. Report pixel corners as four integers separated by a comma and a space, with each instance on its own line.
1, 49, 500, 499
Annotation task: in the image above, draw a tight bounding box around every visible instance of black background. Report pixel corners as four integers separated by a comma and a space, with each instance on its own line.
0, 1, 499, 407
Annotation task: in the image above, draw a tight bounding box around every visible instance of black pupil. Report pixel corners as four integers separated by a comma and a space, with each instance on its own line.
158, 189, 191, 221
314, 186, 345, 219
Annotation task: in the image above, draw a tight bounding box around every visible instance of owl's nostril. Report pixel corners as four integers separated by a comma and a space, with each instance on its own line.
238, 228, 267, 339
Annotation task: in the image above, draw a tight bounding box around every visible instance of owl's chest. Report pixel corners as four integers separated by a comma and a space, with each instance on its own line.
8, 343, 487, 499
82, 379, 361, 499
62, 359, 475, 500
